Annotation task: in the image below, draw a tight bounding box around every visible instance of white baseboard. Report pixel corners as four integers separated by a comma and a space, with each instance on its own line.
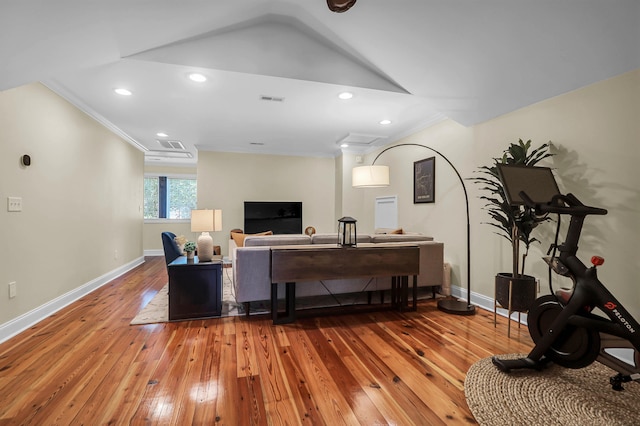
0, 256, 145, 344
144, 249, 164, 257
450, 284, 528, 324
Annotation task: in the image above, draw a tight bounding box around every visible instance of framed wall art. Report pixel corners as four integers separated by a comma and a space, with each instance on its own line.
414, 156, 435, 204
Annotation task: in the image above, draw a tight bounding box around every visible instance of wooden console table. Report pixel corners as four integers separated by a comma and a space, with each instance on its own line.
168, 255, 222, 321
270, 243, 420, 324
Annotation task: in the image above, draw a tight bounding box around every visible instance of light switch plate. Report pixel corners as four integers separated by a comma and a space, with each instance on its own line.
9, 282, 16, 299
7, 197, 22, 212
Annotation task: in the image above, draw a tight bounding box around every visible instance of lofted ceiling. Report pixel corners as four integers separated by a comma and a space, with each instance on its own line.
2, 0, 638, 165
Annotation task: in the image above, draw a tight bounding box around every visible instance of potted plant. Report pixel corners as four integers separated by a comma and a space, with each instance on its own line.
473, 139, 553, 312
184, 241, 196, 260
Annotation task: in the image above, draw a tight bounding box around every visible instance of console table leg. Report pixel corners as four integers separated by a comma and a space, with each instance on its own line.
285, 282, 295, 320
271, 283, 278, 323
412, 275, 418, 311
401, 275, 409, 311
391, 276, 398, 307
271, 282, 296, 325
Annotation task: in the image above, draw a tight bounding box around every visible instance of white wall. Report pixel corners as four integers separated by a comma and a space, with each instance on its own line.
344, 69, 640, 317
197, 151, 336, 255
0, 83, 144, 329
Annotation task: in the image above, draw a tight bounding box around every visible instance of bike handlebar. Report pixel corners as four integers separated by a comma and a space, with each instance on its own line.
519, 191, 608, 216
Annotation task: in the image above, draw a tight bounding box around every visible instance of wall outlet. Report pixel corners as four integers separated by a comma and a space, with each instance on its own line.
8, 282, 16, 299
114, 249, 119, 260
7, 197, 22, 212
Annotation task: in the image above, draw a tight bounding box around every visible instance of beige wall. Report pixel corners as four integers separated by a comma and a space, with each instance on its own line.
0, 83, 144, 326
197, 151, 336, 255
345, 69, 640, 316
340, 120, 475, 291
6, 71, 632, 330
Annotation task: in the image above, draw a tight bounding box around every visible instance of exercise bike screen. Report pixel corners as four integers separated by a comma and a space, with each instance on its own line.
497, 164, 561, 206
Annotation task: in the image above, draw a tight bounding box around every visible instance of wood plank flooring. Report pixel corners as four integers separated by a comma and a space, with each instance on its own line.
0, 256, 533, 425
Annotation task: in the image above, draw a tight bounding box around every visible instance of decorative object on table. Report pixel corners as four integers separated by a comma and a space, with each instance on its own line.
304, 226, 316, 236
191, 209, 222, 262
414, 156, 435, 204
352, 142, 475, 315
472, 139, 552, 335
174, 235, 187, 254
338, 216, 357, 247
327, 0, 357, 13
184, 241, 196, 259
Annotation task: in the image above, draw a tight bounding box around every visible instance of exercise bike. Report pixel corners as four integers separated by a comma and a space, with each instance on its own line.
491, 164, 640, 391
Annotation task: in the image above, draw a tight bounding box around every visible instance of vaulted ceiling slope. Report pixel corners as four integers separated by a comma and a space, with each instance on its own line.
1, 1, 639, 162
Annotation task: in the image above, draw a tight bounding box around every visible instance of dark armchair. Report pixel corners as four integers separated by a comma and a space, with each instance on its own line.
161, 232, 183, 266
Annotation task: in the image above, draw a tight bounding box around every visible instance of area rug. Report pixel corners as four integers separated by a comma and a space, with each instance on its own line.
465, 355, 640, 426
130, 268, 251, 325
131, 268, 437, 325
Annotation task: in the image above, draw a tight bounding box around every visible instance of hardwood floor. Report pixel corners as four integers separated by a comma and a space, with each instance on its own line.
0, 256, 533, 425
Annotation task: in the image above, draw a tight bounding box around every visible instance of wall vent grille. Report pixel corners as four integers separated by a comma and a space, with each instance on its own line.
157, 140, 185, 150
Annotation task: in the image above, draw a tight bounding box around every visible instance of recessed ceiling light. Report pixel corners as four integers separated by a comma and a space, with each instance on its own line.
114, 88, 132, 96
379, 119, 392, 125
156, 132, 168, 137
341, 143, 349, 148
338, 92, 353, 100
188, 73, 207, 83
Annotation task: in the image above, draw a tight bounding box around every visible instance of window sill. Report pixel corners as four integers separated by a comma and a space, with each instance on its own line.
144, 219, 191, 224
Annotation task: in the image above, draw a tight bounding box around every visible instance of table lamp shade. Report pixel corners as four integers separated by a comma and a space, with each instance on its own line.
191, 209, 222, 232
191, 209, 222, 261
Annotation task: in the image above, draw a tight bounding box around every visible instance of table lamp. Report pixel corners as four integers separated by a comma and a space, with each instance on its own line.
191, 209, 222, 262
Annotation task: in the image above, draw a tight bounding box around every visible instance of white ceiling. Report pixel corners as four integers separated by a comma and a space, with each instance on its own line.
2, 0, 639, 165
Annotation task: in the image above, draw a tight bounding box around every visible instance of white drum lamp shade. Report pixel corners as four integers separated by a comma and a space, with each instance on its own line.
191, 209, 222, 262
352, 165, 390, 187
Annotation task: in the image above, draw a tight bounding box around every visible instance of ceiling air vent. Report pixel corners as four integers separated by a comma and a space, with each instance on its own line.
259, 95, 285, 102
156, 139, 185, 150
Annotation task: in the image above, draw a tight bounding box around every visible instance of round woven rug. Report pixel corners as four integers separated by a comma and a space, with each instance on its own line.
465, 355, 640, 426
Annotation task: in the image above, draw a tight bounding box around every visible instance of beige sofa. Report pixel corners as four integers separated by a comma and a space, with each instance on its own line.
231, 233, 445, 314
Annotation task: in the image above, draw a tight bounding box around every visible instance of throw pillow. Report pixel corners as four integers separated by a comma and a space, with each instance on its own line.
390, 228, 404, 234
231, 230, 273, 247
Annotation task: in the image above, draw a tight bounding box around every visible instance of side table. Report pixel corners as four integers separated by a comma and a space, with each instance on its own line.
168, 255, 223, 320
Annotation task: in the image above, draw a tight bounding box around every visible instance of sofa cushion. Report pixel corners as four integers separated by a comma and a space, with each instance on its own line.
244, 234, 311, 247
311, 233, 372, 244
231, 230, 273, 247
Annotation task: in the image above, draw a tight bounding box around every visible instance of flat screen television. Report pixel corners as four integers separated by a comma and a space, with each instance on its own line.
244, 201, 302, 234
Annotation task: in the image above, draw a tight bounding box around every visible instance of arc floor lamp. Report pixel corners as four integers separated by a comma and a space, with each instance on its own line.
352, 143, 476, 315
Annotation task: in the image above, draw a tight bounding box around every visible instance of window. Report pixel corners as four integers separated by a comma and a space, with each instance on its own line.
144, 175, 197, 220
